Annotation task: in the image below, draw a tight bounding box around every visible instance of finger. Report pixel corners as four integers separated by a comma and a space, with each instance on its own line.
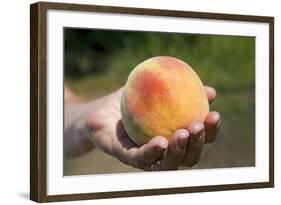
182, 122, 205, 167
159, 129, 189, 170
204, 86, 216, 104
127, 136, 168, 170
204, 111, 221, 144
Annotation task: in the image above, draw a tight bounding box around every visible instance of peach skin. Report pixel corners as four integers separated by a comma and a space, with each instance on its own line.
121, 56, 209, 146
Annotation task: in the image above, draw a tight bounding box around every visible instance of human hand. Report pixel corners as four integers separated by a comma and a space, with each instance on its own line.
86, 86, 220, 171
158, 86, 220, 170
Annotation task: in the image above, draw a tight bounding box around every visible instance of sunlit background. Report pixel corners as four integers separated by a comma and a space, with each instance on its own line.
64, 28, 255, 175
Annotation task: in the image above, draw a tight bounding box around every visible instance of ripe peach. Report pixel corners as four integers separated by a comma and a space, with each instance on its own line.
121, 56, 209, 146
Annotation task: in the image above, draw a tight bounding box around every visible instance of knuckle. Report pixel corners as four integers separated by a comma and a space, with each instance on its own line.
173, 149, 186, 160
132, 153, 147, 170
187, 153, 202, 167
110, 140, 121, 158
132, 158, 140, 169
134, 159, 148, 170
181, 153, 201, 167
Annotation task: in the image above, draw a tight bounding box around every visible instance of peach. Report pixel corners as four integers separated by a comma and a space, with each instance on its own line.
121, 56, 209, 146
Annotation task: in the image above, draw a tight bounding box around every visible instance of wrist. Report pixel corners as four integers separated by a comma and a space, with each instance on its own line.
64, 100, 99, 158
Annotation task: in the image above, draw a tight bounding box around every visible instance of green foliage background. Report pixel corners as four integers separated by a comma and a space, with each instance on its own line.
65, 28, 255, 172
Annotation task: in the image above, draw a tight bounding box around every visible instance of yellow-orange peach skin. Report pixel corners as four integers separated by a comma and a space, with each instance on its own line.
121, 56, 209, 146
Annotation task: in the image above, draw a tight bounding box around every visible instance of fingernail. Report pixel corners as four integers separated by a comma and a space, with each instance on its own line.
212, 112, 220, 123
157, 139, 168, 150
216, 118, 221, 132
176, 132, 189, 150
189, 122, 204, 135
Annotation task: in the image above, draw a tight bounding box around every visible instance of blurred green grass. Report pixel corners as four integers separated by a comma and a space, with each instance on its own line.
66, 31, 254, 95
65, 29, 255, 171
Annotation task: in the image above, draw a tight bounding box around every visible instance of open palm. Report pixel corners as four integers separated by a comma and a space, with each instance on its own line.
86, 86, 220, 171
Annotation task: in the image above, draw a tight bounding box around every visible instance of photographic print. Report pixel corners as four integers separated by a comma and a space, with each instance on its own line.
63, 29, 255, 175
30, 2, 274, 202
